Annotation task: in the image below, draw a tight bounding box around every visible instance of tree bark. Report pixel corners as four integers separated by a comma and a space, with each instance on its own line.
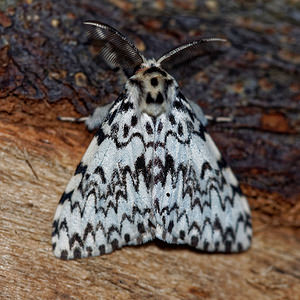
0, 1, 299, 299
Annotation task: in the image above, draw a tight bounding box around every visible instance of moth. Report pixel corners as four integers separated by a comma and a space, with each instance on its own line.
52, 21, 252, 260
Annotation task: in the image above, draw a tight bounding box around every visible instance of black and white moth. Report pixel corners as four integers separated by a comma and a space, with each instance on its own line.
52, 21, 252, 260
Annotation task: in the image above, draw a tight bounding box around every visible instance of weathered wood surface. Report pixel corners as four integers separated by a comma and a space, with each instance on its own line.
1, 118, 299, 299
0, 0, 300, 299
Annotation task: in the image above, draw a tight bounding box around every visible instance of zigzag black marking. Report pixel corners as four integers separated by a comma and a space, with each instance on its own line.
52, 218, 69, 240
174, 93, 197, 122
54, 206, 153, 252
95, 128, 106, 145
53, 139, 251, 252
56, 209, 251, 255
61, 156, 153, 219
112, 132, 154, 149
153, 152, 236, 208
59, 191, 73, 205
53, 72, 252, 258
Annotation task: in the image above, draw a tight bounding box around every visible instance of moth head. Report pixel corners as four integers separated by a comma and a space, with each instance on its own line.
127, 37, 226, 117
128, 63, 177, 117
84, 21, 226, 116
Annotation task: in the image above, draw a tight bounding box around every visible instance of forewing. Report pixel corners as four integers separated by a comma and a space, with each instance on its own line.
152, 93, 252, 252
52, 93, 154, 259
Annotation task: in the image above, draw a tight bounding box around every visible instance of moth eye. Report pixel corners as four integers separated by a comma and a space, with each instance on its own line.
150, 77, 158, 87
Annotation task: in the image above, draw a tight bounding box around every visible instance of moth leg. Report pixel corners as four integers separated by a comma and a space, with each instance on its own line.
57, 116, 87, 123
205, 115, 233, 123
57, 102, 113, 131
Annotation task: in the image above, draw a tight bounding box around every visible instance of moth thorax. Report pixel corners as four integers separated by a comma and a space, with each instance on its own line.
130, 67, 175, 117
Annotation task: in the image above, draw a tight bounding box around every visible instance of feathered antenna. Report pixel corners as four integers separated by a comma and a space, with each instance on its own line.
84, 21, 144, 77
157, 38, 227, 71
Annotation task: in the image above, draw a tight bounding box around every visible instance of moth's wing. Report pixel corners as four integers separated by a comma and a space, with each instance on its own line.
52, 93, 154, 259
85, 102, 114, 131
153, 94, 252, 252
185, 94, 208, 126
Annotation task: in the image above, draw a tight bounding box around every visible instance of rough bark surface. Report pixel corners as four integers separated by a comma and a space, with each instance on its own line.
0, 1, 299, 299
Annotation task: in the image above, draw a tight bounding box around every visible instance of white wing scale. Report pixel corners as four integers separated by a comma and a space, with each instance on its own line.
52, 22, 251, 259
52, 92, 155, 259
52, 91, 252, 259
152, 93, 252, 252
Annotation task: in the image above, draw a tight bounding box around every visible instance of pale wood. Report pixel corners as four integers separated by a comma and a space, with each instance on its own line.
0, 117, 299, 300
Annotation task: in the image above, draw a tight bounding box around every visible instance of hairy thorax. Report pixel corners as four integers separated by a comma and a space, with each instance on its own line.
128, 64, 177, 117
